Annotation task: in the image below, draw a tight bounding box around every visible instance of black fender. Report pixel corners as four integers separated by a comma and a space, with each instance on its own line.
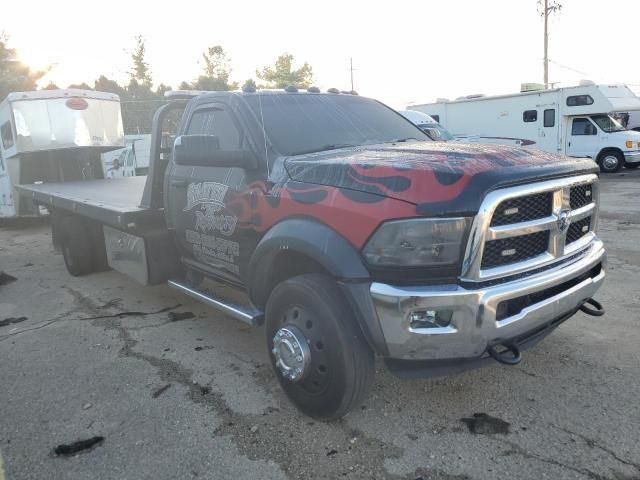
248, 218, 389, 356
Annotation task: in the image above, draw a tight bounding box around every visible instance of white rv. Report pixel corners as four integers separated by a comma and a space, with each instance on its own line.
0, 89, 124, 217
408, 83, 640, 173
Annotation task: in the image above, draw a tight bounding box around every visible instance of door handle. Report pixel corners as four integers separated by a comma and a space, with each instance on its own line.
170, 179, 188, 187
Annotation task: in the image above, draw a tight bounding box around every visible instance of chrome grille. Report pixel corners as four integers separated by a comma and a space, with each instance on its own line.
566, 216, 592, 245
490, 192, 553, 226
482, 231, 550, 268
462, 174, 599, 282
570, 184, 594, 210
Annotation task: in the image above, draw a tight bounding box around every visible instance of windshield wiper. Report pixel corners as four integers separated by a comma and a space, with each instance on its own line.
293, 144, 357, 155
390, 137, 419, 143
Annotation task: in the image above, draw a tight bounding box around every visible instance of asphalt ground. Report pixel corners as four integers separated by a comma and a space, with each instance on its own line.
1, 169, 639, 480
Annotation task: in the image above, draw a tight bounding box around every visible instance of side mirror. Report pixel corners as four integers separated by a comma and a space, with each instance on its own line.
174, 135, 258, 169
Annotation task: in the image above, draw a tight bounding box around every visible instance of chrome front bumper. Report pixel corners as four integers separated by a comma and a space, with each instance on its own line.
624, 151, 640, 164
370, 240, 606, 360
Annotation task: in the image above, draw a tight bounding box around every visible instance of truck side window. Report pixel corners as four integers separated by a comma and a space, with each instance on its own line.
1, 122, 14, 149
571, 118, 597, 136
430, 114, 440, 122
567, 95, 594, 107
187, 108, 241, 151
523, 110, 537, 123
543, 109, 555, 127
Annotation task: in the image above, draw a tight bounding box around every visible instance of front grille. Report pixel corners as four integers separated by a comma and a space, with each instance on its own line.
482, 231, 549, 269
490, 192, 553, 226
469, 176, 599, 281
570, 184, 593, 210
566, 216, 591, 244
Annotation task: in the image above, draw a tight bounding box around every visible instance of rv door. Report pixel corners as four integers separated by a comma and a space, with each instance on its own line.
566, 117, 600, 158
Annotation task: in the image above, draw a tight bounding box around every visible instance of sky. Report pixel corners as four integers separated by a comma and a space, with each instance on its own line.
3, 0, 640, 108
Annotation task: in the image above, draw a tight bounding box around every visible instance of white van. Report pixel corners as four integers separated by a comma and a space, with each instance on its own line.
408, 83, 640, 173
0, 89, 124, 217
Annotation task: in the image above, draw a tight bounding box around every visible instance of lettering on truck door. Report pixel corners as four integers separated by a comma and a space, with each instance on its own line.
167, 102, 255, 283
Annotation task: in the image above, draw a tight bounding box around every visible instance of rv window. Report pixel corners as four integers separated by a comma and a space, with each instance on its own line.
430, 114, 440, 123
571, 118, 597, 136
1, 122, 14, 149
544, 109, 555, 127
566, 95, 594, 107
523, 110, 538, 123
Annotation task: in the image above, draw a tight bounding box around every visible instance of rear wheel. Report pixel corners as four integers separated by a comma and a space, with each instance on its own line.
265, 273, 374, 420
597, 150, 623, 173
60, 216, 94, 276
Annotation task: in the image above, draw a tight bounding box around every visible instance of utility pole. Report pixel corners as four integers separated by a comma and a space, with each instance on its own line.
350, 57, 354, 92
543, 0, 549, 89
540, 0, 562, 89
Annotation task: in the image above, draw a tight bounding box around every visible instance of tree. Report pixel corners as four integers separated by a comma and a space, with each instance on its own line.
42, 81, 60, 90
129, 35, 152, 86
94, 75, 126, 96
242, 78, 257, 91
0, 33, 46, 99
192, 45, 238, 91
67, 82, 92, 90
257, 53, 313, 89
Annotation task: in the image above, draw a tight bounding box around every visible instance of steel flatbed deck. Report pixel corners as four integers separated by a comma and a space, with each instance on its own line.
16, 177, 163, 230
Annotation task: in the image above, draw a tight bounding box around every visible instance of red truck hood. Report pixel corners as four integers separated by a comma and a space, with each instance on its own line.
284, 142, 598, 215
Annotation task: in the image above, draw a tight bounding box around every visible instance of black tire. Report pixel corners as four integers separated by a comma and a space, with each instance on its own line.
265, 273, 374, 420
60, 216, 94, 276
625, 162, 640, 169
597, 150, 624, 173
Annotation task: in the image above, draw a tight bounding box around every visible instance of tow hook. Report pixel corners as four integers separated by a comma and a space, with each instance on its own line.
487, 341, 522, 365
579, 298, 605, 317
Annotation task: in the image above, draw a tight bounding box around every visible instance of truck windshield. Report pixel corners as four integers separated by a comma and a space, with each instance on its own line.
591, 114, 626, 133
244, 94, 430, 156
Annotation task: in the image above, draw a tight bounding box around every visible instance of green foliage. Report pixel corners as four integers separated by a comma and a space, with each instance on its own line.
242, 79, 257, 91
0, 33, 46, 99
67, 82, 92, 90
129, 35, 152, 86
183, 45, 238, 91
257, 53, 313, 89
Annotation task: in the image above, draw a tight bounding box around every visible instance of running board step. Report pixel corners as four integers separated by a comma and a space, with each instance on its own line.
167, 280, 264, 326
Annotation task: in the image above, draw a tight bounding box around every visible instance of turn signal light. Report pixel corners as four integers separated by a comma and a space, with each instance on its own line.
626, 140, 634, 148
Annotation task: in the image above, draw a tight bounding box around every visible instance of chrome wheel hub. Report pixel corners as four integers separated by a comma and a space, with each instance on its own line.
603, 155, 618, 169
272, 326, 311, 382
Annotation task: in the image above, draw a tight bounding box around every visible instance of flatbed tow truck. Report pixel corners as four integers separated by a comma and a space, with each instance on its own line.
17, 88, 606, 419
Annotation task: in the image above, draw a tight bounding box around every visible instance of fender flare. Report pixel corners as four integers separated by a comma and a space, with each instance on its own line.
248, 218, 388, 356
248, 218, 369, 301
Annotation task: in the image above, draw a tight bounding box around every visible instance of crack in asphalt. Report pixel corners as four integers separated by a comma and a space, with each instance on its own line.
0, 286, 181, 342
554, 426, 640, 472
490, 436, 636, 480
61, 288, 465, 480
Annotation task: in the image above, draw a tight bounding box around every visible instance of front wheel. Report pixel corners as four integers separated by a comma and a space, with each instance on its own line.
597, 151, 624, 173
265, 274, 374, 420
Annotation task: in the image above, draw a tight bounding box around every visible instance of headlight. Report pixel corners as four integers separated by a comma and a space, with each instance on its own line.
363, 218, 470, 267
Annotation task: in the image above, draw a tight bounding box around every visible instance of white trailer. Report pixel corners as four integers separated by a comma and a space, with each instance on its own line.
0, 89, 124, 217
408, 83, 640, 173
